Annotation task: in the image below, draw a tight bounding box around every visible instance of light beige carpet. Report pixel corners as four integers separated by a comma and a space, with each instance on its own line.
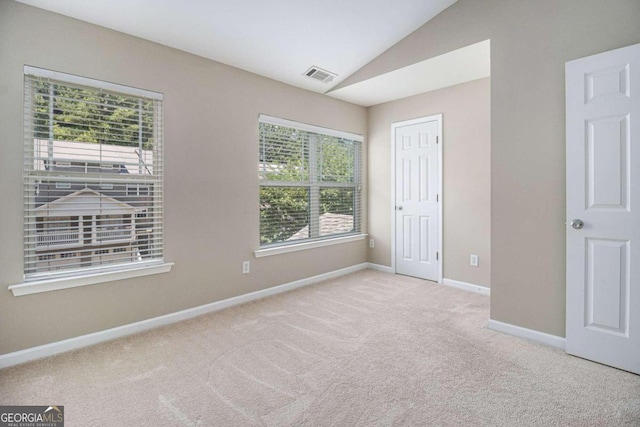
1, 270, 639, 426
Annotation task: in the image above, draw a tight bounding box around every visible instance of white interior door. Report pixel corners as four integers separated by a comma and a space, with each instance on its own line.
394, 117, 441, 282
566, 43, 640, 375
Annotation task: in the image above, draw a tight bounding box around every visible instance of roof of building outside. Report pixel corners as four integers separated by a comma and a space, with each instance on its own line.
287, 213, 354, 241
35, 188, 142, 217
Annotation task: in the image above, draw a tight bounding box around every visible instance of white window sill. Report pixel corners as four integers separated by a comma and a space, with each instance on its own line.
8, 262, 174, 296
254, 234, 367, 258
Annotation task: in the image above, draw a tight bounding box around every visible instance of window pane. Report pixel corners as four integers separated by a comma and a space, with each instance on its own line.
25, 69, 163, 280
260, 187, 309, 245
319, 187, 355, 237
318, 136, 356, 183
258, 123, 308, 182
258, 116, 361, 248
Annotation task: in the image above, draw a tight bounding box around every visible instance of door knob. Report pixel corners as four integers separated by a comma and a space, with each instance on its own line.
570, 219, 584, 230
396, 206, 403, 211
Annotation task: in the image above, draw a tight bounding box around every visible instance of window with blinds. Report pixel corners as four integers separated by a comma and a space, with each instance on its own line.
23, 67, 164, 281
258, 115, 362, 247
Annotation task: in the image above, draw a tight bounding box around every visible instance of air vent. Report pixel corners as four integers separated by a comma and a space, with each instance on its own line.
304, 66, 337, 83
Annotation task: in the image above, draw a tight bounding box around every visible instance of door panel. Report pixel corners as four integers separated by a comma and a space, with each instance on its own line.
419, 156, 429, 201
402, 215, 413, 261
420, 216, 430, 263
586, 116, 629, 210
586, 238, 629, 334
566, 43, 640, 374
395, 119, 440, 281
402, 159, 412, 201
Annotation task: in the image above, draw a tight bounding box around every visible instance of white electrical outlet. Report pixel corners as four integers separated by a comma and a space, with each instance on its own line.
369, 239, 375, 248
470, 255, 479, 267
242, 260, 250, 274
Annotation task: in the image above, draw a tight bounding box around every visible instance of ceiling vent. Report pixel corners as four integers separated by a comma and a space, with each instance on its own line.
304, 66, 337, 84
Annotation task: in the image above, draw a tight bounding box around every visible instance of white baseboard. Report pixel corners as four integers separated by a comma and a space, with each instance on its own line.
442, 278, 490, 295
487, 319, 566, 350
366, 263, 394, 273
0, 263, 369, 369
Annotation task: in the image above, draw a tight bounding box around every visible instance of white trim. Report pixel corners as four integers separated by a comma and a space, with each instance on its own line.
487, 319, 566, 350
0, 263, 369, 369
442, 278, 490, 295
24, 66, 163, 100
8, 262, 174, 296
390, 114, 443, 283
366, 263, 394, 273
254, 233, 366, 258
259, 114, 364, 142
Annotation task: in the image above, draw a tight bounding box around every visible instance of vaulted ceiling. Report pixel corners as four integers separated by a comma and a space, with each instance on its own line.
16, 0, 489, 106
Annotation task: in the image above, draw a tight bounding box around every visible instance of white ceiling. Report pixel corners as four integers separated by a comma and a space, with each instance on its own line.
328, 40, 491, 106
16, 0, 458, 94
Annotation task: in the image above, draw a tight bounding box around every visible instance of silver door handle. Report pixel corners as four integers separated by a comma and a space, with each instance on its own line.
570, 219, 584, 230
396, 206, 403, 211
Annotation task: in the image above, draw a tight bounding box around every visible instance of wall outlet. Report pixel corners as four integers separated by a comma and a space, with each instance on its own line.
242, 260, 250, 274
470, 254, 479, 267
369, 239, 375, 248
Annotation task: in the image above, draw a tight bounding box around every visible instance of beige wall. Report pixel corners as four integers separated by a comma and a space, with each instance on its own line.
0, 2, 367, 354
343, 0, 640, 336
368, 78, 490, 287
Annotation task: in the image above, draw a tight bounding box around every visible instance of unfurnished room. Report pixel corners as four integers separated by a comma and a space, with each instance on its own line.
0, 0, 639, 425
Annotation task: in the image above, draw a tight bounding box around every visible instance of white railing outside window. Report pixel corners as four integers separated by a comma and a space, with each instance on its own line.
36, 228, 82, 249
96, 228, 132, 241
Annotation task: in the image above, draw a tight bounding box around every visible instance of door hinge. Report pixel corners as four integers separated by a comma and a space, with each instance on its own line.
436, 136, 439, 144
436, 252, 439, 261
436, 194, 439, 202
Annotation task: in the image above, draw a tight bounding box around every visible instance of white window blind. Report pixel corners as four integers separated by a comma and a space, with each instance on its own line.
23, 67, 164, 281
259, 115, 362, 247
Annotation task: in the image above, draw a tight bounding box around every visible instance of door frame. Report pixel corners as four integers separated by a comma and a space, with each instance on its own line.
390, 114, 443, 282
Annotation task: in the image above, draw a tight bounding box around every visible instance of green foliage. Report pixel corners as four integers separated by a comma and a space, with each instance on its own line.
33, 80, 155, 150
260, 187, 309, 245
259, 123, 308, 182
320, 187, 354, 216
318, 136, 355, 182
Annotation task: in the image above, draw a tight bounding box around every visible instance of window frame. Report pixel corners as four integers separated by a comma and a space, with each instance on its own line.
9, 66, 172, 296
256, 115, 365, 255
